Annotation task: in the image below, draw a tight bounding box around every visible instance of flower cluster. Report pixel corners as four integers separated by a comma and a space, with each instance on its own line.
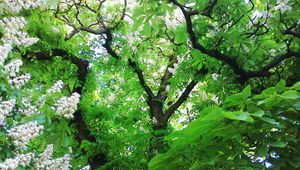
0, 17, 39, 47
52, 92, 81, 119
0, 99, 16, 125
7, 121, 44, 148
47, 80, 64, 94
248, 10, 273, 28
8, 73, 31, 88
207, 22, 219, 38
0, 153, 34, 170
18, 97, 39, 116
35, 144, 71, 170
165, 8, 184, 28
275, 0, 292, 13
80, 165, 91, 170
0, 0, 48, 14
35, 94, 46, 108
4, 59, 23, 77
0, 0, 78, 169
167, 62, 178, 75
0, 44, 11, 65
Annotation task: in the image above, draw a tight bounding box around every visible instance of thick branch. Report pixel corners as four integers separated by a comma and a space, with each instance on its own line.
284, 29, 300, 39
170, 0, 300, 83
203, 0, 218, 17
128, 59, 155, 98
163, 67, 208, 121
164, 80, 197, 122
157, 56, 178, 101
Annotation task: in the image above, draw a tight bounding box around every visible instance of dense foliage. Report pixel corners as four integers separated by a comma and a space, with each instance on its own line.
0, 0, 299, 169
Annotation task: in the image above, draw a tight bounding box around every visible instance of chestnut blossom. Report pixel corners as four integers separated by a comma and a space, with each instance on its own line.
167, 67, 176, 74
80, 165, 91, 170
165, 85, 170, 92
108, 93, 117, 102
211, 73, 219, 81
248, 10, 272, 27
165, 8, 184, 28
0, 153, 34, 170
0, 44, 12, 65
8, 73, 31, 88
35, 95, 46, 108
47, 80, 64, 94
0, 0, 48, 14
7, 121, 44, 148
207, 22, 219, 38
35, 144, 71, 170
18, 97, 39, 116
0, 99, 16, 125
275, 0, 292, 13
4, 59, 23, 77
52, 92, 81, 119
0, 17, 39, 47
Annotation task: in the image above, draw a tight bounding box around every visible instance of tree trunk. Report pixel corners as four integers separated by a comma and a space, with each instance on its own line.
147, 98, 169, 159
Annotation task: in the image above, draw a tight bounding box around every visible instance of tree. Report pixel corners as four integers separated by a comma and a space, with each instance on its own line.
0, 0, 299, 169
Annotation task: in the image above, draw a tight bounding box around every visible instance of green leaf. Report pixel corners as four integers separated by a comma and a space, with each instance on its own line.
291, 81, 300, 90
270, 141, 286, 148
69, 79, 76, 91
251, 109, 265, 117
223, 85, 251, 108
223, 111, 253, 123
260, 117, 279, 125
256, 144, 268, 157
141, 20, 151, 36
174, 25, 187, 43
275, 79, 286, 92
280, 90, 299, 100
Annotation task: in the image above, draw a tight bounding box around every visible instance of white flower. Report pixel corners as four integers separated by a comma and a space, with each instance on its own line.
165, 8, 184, 28
0, 17, 39, 47
211, 73, 219, 81
52, 27, 60, 34
165, 85, 170, 92
0, 44, 12, 65
35, 95, 46, 108
80, 165, 91, 170
269, 49, 276, 56
35, 146, 71, 170
47, 80, 64, 94
1, 0, 48, 14
212, 95, 222, 105
52, 92, 80, 119
7, 121, 44, 148
108, 93, 116, 102
167, 67, 176, 74
275, 0, 292, 13
8, 73, 31, 88
0, 153, 34, 169
151, 117, 158, 124
119, 77, 125, 84
0, 99, 16, 125
4, 59, 23, 77
36, 144, 53, 165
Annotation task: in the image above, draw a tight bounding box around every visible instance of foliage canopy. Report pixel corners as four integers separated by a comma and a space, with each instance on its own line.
0, 0, 299, 169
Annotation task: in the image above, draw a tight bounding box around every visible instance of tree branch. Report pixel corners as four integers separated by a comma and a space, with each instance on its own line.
103, 29, 154, 98
164, 80, 197, 122
157, 55, 178, 101
170, 0, 300, 83
163, 68, 208, 121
